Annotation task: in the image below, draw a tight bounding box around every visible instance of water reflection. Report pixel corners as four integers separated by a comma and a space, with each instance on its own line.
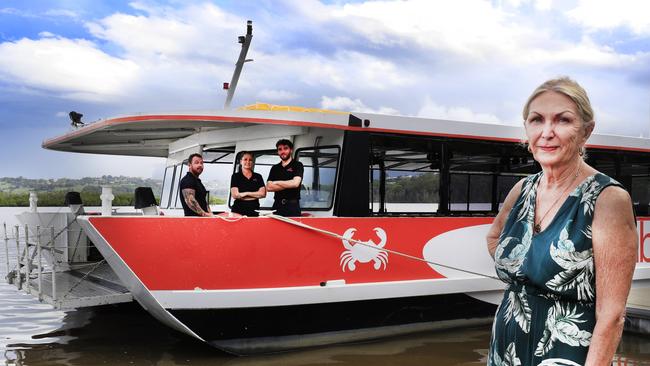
4, 299, 650, 366
7, 301, 493, 366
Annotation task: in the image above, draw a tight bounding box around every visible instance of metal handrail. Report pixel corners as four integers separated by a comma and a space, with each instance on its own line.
2, 221, 98, 306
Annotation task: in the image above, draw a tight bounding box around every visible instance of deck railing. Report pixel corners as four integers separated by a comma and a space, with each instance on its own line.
2, 222, 92, 307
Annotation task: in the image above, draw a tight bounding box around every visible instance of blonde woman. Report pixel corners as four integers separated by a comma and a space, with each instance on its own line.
487, 77, 637, 365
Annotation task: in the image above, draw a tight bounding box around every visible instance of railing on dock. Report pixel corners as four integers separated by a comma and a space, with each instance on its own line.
2, 221, 132, 309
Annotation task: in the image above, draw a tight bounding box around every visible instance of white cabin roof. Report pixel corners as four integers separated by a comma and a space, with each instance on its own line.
43, 108, 650, 157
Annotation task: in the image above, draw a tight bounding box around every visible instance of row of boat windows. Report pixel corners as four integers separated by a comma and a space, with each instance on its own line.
368, 133, 650, 216
159, 133, 650, 216
159, 146, 340, 210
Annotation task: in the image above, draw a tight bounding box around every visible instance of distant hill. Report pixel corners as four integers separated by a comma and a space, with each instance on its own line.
0, 176, 162, 207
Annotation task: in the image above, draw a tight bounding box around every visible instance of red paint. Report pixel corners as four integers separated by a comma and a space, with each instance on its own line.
88, 216, 493, 291
638, 218, 650, 262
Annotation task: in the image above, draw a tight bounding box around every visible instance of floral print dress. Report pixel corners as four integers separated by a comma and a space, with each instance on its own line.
489, 172, 621, 366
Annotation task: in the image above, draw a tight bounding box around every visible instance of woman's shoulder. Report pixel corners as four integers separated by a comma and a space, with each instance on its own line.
588, 170, 632, 214
594, 181, 631, 207
582, 171, 624, 194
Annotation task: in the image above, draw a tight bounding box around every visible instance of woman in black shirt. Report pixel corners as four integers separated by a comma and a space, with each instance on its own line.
230, 151, 266, 216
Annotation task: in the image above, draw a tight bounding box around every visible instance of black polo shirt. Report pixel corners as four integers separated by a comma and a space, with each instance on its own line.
179, 172, 209, 216
267, 159, 304, 201
230, 171, 264, 194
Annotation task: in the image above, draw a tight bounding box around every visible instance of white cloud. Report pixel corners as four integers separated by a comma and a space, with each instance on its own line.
0, 8, 29, 16
534, 0, 553, 11
256, 89, 300, 101
321, 96, 399, 115
321, 0, 645, 68
85, 2, 244, 62
567, 0, 650, 35
38, 31, 56, 38
417, 97, 502, 124
0, 37, 139, 101
44, 9, 79, 18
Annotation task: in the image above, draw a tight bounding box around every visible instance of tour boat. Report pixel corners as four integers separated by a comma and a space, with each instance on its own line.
34, 104, 650, 354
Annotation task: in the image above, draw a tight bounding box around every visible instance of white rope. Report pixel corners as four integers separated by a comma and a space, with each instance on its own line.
261, 213, 499, 280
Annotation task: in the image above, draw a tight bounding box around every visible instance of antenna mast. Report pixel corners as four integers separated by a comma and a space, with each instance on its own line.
223, 20, 253, 109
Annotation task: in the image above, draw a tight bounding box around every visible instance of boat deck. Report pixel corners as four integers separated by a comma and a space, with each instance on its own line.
23, 262, 132, 309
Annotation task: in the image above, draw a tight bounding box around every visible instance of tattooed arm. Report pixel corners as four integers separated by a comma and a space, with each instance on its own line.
182, 188, 213, 217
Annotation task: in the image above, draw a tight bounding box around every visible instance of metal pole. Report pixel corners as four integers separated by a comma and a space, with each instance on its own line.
224, 20, 253, 109
3, 223, 8, 281
14, 225, 21, 290
24, 225, 30, 293
51, 226, 57, 303
37, 226, 42, 298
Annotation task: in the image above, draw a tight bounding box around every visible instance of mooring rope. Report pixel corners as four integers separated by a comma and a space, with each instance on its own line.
261, 213, 500, 280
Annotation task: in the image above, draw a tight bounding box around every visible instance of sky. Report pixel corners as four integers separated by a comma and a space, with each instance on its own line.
0, 0, 649, 179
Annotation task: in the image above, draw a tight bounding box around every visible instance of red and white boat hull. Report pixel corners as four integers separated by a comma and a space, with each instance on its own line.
77, 215, 505, 353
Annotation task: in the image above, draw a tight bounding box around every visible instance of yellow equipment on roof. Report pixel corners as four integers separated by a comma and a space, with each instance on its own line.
238, 103, 347, 114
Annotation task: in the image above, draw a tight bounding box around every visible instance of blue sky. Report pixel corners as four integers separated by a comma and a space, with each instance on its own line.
0, 0, 649, 179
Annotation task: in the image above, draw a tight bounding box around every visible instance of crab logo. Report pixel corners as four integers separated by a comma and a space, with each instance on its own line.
339, 228, 388, 271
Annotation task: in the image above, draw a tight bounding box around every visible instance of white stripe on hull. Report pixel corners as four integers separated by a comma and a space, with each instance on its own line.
153, 266, 650, 309
152, 277, 504, 309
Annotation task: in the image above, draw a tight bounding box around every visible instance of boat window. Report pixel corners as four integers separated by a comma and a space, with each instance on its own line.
449, 173, 492, 211
160, 165, 176, 208
369, 134, 534, 216
231, 150, 278, 209
370, 135, 442, 214
201, 148, 236, 208
445, 140, 535, 213
589, 150, 650, 216
172, 163, 186, 208
296, 146, 340, 210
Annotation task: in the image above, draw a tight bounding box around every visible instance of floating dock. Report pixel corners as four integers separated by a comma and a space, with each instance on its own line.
3, 218, 133, 310
23, 262, 132, 309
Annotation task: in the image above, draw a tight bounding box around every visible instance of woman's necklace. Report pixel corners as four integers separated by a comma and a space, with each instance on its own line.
533, 161, 583, 234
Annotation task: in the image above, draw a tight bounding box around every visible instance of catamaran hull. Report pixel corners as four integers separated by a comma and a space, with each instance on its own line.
67, 213, 650, 353
74, 215, 510, 353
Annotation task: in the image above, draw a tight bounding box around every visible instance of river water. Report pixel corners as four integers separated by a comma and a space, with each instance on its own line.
1, 207, 649, 365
